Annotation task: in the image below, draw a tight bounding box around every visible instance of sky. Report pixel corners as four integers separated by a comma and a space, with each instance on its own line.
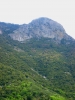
0, 0, 75, 38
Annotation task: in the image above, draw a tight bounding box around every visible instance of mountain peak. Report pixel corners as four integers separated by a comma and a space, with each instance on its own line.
30, 17, 52, 23
9, 17, 73, 42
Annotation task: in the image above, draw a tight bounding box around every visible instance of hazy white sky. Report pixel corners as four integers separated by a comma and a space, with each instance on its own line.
0, 0, 75, 38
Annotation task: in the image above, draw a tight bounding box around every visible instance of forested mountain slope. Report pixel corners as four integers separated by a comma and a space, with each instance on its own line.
0, 18, 75, 100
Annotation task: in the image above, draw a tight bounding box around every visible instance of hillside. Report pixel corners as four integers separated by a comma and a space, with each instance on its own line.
0, 18, 75, 100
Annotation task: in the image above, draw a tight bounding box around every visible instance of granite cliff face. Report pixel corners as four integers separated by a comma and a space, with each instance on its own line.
9, 17, 73, 42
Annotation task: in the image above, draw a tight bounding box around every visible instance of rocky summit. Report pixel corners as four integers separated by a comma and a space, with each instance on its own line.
9, 17, 73, 42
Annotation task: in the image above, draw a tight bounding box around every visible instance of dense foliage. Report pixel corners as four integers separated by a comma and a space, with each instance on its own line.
0, 23, 75, 100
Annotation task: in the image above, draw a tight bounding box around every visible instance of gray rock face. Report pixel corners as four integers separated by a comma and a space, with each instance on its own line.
9, 17, 73, 41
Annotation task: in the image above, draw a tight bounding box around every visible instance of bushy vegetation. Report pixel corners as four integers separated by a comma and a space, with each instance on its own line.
0, 23, 75, 99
